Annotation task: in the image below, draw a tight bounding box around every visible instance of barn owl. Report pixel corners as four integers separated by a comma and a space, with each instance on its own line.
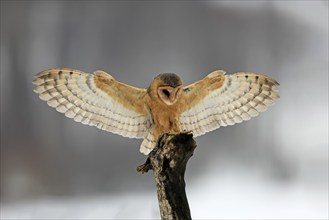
33, 68, 279, 155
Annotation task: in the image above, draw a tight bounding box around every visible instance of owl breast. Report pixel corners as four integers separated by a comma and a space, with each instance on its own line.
151, 104, 181, 138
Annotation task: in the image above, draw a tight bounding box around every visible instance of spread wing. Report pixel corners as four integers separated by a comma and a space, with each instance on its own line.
33, 68, 151, 138
179, 70, 279, 137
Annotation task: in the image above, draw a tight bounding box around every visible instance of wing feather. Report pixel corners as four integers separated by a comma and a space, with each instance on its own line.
180, 71, 279, 137
139, 126, 156, 155
33, 68, 151, 139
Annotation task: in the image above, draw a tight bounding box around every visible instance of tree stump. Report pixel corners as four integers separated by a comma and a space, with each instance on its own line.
137, 132, 197, 220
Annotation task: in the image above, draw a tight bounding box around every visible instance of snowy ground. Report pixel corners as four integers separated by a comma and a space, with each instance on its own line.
2, 167, 327, 220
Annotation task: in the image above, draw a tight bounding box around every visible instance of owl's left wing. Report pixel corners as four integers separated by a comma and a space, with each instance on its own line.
33, 68, 151, 139
179, 70, 279, 137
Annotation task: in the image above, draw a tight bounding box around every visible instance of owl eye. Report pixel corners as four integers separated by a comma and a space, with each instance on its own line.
162, 89, 170, 98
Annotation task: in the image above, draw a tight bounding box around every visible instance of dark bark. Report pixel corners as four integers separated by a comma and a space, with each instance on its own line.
137, 132, 196, 220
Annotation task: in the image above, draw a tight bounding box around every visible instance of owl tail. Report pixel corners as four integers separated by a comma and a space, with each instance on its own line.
140, 130, 156, 155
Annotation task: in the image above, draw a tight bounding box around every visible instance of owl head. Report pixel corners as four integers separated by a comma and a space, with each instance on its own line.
148, 73, 183, 105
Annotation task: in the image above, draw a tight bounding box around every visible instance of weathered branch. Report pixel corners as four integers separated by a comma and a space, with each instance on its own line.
137, 132, 196, 220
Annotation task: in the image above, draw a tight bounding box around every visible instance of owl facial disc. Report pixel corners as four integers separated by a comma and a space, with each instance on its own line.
153, 73, 183, 105
158, 86, 182, 105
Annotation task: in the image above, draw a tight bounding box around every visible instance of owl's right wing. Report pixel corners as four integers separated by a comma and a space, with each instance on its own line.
179, 70, 279, 137
33, 68, 151, 139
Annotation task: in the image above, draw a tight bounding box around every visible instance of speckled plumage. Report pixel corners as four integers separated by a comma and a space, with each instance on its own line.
33, 68, 279, 155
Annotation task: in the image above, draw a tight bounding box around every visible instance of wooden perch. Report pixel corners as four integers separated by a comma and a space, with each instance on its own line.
137, 132, 197, 220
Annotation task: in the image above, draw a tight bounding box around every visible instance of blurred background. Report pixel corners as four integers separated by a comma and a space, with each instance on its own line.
1, 1, 328, 219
